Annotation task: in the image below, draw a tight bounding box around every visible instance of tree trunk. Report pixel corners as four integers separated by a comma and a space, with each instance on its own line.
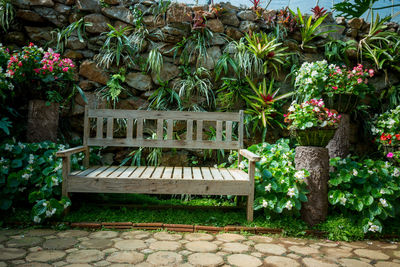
295, 146, 329, 226
326, 113, 351, 159
26, 99, 59, 143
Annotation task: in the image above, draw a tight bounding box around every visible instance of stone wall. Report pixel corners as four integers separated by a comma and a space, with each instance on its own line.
2, 0, 400, 158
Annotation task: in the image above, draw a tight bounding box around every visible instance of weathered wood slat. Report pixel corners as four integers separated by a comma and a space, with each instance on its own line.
106, 118, 113, 139
167, 119, 173, 140
75, 166, 100, 177
226, 121, 232, 142
141, 166, 155, 178
196, 120, 203, 141
201, 167, 213, 180
83, 106, 90, 145
239, 110, 244, 148
151, 167, 165, 178
216, 121, 222, 141
173, 167, 182, 179
90, 166, 111, 177
97, 166, 119, 178
88, 109, 240, 121
87, 139, 240, 150
186, 120, 193, 141
129, 166, 147, 178
157, 119, 163, 140
210, 168, 224, 180
228, 169, 248, 181
183, 167, 192, 179
119, 166, 137, 178
136, 119, 143, 140
192, 167, 202, 180
112, 166, 129, 178
96, 117, 103, 139
220, 168, 234, 180
126, 118, 133, 140
162, 167, 173, 179
70, 169, 84, 176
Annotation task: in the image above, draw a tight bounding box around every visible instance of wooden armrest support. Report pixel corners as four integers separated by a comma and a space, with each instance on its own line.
239, 149, 261, 162
56, 146, 88, 157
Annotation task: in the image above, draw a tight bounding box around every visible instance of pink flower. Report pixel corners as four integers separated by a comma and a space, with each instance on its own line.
17, 62, 22, 67
62, 67, 68, 72
48, 66, 53, 72
357, 78, 363, 84
284, 114, 287, 117
387, 152, 394, 158
369, 69, 374, 77
34, 68, 40, 73
332, 86, 338, 90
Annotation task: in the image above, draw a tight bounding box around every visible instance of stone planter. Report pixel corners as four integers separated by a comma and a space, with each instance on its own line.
291, 128, 337, 147
323, 93, 359, 114
26, 99, 59, 143
326, 114, 351, 159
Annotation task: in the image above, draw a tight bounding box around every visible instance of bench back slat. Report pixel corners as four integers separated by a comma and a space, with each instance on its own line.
84, 108, 243, 150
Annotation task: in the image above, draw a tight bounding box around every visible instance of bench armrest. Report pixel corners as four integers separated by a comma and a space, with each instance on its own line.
56, 146, 88, 158
239, 149, 261, 162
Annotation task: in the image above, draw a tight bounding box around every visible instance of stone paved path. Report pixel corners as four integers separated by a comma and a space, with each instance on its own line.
0, 228, 399, 266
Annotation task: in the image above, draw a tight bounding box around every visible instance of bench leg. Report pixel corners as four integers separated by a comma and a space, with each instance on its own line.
246, 193, 254, 222
61, 156, 71, 216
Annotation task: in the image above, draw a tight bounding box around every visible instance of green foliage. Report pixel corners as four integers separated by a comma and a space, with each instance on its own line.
334, 0, 377, 19
329, 157, 400, 233
0, 117, 11, 135
317, 215, 365, 241
228, 139, 309, 216
50, 18, 92, 53
148, 80, 182, 111
146, 48, 163, 77
97, 68, 126, 107
0, 0, 14, 32
214, 53, 240, 80
216, 78, 250, 112
290, 8, 337, 49
150, 0, 171, 19
371, 105, 400, 146
324, 39, 357, 66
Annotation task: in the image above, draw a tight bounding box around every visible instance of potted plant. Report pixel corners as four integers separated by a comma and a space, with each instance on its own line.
372, 105, 400, 162
284, 99, 341, 147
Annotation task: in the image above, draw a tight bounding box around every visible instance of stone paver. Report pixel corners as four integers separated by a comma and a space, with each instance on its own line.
0, 228, 399, 266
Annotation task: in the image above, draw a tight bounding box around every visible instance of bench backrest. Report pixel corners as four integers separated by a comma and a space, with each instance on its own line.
83, 107, 244, 150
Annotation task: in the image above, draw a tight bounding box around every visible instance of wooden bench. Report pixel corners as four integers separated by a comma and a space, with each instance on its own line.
56, 107, 261, 221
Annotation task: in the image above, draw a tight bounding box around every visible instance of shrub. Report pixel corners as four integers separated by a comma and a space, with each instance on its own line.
372, 105, 400, 146
329, 157, 400, 233
228, 139, 309, 217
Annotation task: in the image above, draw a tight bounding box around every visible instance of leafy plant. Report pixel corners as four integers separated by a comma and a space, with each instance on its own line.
0, 0, 14, 32
216, 78, 250, 112
148, 80, 182, 111
146, 48, 163, 78
371, 105, 400, 146
214, 53, 240, 80
324, 39, 357, 66
0, 117, 11, 135
51, 18, 92, 53
311, 5, 327, 20
290, 7, 336, 49
150, 0, 171, 20
334, 0, 378, 19
329, 157, 400, 233
97, 69, 126, 108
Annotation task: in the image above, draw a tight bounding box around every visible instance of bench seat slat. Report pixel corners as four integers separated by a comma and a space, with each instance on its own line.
173, 167, 183, 179
141, 166, 155, 178
75, 166, 101, 177
192, 167, 202, 180
88, 166, 110, 177
228, 169, 248, 181
210, 168, 224, 180
112, 166, 129, 177
183, 167, 192, 179
162, 167, 173, 179
201, 167, 213, 180
129, 166, 147, 178
220, 168, 234, 180
119, 166, 137, 178
97, 166, 119, 178
151, 167, 165, 178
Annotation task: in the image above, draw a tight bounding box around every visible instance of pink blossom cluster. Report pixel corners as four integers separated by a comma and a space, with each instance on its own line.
327, 64, 374, 93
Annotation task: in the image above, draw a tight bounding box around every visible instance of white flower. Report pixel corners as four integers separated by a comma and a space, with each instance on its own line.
28, 154, 34, 164
380, 189, 385, 194
22, 173, 31, 180
368, 170, 374, 175
18, 187, 26, 192
0, 157, 5, 164
352, 169, 358, 176
265, 184, 272, 192
313, 107, 320, 112
18, 142, 25, 149
281, 179, 285, 184
238, 161, 245, 169
262, 199, 268, 208
287, 188, 295, 198
2, 165, 8, 171
43, 202, 47, 207
45, 208, 56, 218
379, 198, 388, 207
64, 202, 70, 209
385, 162, 391, 168
4, 144, 13, 151
311, 70, 318, 77
340, 197, 347, 205
260, 156, 267, 164
285, 201, 293, 210
294, 170, 306, 180
288, 105, 295, 112
33, 216, 41, 223
393, 168, 400, 177
51, 177, 59, 186
228, 155, 234, 163
368, 224, 380, 232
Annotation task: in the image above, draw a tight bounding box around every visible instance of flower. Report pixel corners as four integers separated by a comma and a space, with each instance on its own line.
394, 168, 400, 177
28, 154, 34, 164
265, 184, 272, 192
4, 143, 13, 151
285, 201, 293, 210
262, 199, 268, 208
387, 152, 394, 158
368, 223, 380, 232
33, 216, 41, 223
379, 198, 388, 207
352, 169, 358, 176
287, 188, 295, 198
294, 170, 306, 180
339, 197, 347, 205
22, 173, 31, 180
45, 208, 56, 218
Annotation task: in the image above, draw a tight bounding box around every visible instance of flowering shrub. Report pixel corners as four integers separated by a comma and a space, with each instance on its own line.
0, 44, 13, 100
284, 99, 341, 130
228, 139, 309, 216
294, 60, 330, 100
0, 140, 83, 223
329, 157, 400, 233
372, 105, 400, 146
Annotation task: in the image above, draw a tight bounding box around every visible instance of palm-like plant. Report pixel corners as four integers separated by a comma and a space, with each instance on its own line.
148, 80, 182, 111
51, 18, 92, 53
0, 0, 14, 32
146, 48, 163, 78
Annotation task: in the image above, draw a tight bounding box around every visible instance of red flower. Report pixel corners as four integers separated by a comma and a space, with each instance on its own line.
395, 134, 400, 141
261, 94, 274, 104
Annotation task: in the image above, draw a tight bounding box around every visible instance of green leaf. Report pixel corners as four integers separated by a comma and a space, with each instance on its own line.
364, 195, 374, 206
0, 199, 12, 210
354, 199, 364, 212
11, 159, 22, 168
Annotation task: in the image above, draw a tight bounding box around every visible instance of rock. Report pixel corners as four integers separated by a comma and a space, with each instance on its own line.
66, 36, 87, 50
339, 258, 373, 267
26, 229, 57, 237
346, 28, 358, 38
225, 26, 244, 40
26, 251, 66, 262
151, 62, 180, 85
106, 251, 144, 264
104, 0, 119, 4
188, 253, 224, 267
221, 242, 249, 253
166, 3, 191, 23
288, 245, 319, 255
185, 241, 218, 253
216, 233, 245, 242
79, 238, 113, 249
66, 249, 104, 263
353, 249, 390, 260
210, 33, 227, 45
264, 256, 300, 267
0, 248, 26, 260
30, 0, 54, 7
43, 237, 77, 250
6, 237, 42, 248
84, 14, 110, 33
149, 241, 181, 251
146, 251, 182, 266
302, 258, 338, 267
227, 254, 262, 267
102, 6, 135, 24
79, 60, 109, 85
336, 16, 346, 25
220, 11, 240, 27
25, 26, 53, 42
5, 32, 26, 46
327, 114, 350, 160
76, 0, 100, 12
375, 262, 400, 267
184, 233, 214, 242
12, 0, 31, 8
295, 146, 329, 226
63, 50, 84, 60
89, 231, 119, 239
206, 19, 224, 33
237, 10, 257, 21
143, 15, 165, 28
58, 230, 89, 238
153, 232, 182, 241
248, 235, 273, 243
161, 24, 190, 42
198, 46, 221, 70
239, 21, 259, 33
254, 243, 286, 255
121, 231, 150, 240
54, 3, 71, 14
114, 240, 147, 250
126, 72, 153, 91
16, 9, 45, 22
117, 97, 149, 109
348, 18, 364, 29
33, 7, 67, 27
